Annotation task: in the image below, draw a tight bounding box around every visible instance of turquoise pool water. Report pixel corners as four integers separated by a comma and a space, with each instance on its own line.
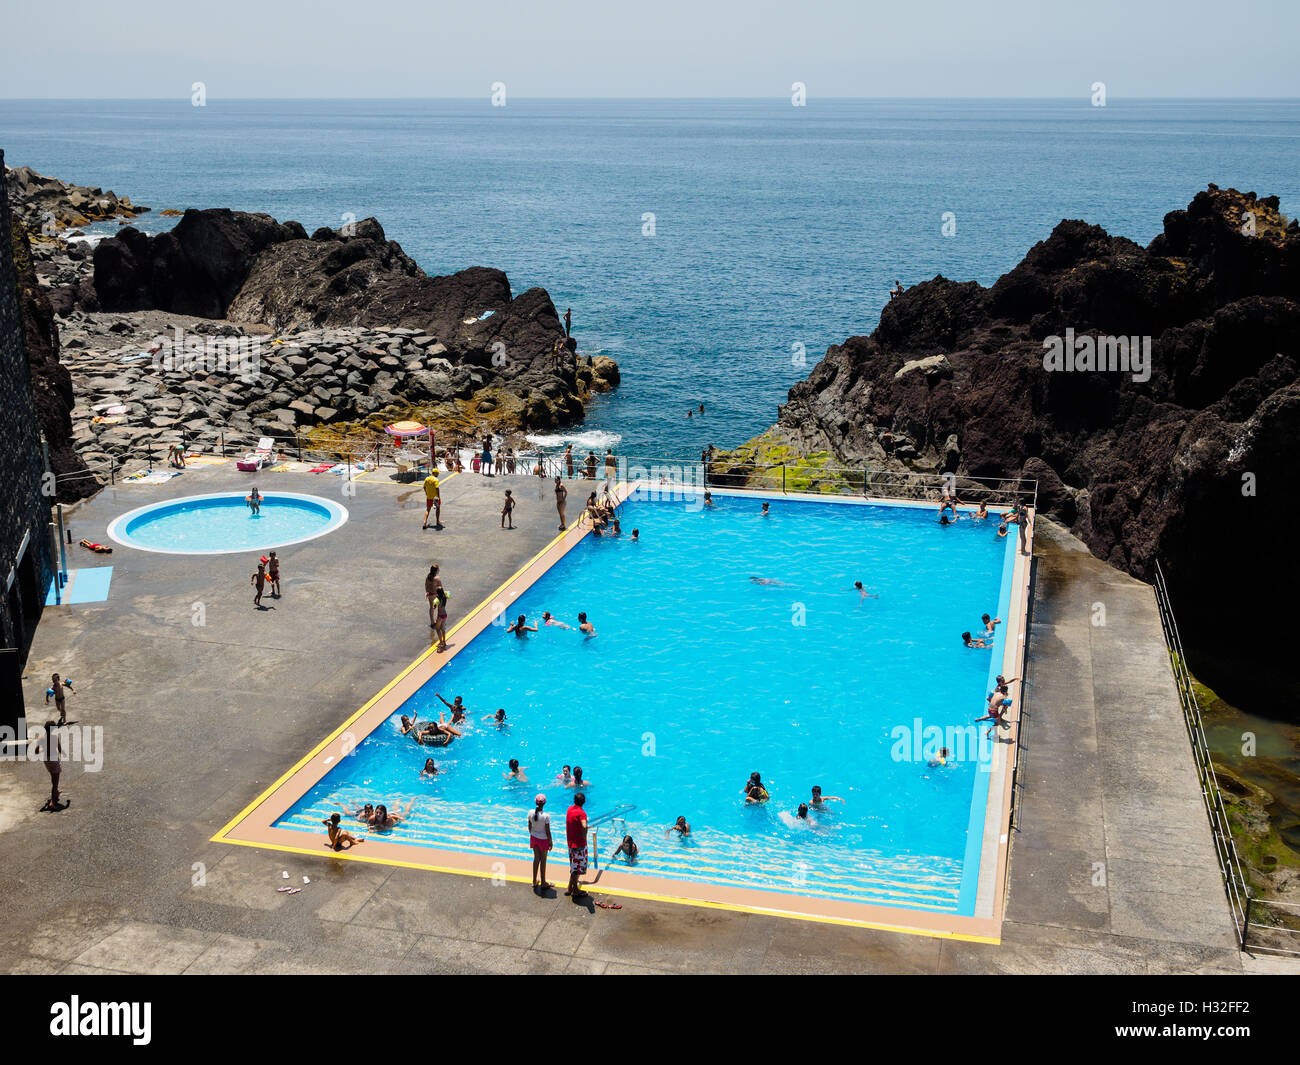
278, 490, 1017, 913
107, 492, 348, 554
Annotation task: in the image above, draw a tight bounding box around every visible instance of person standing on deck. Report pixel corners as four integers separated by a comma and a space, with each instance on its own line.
565, 792, 591, 902
555, 476, 568, 530
423, 470, 442, 530
251, 561, 266, 607
564, 444, 575, 479
529, 794, 554, 894
426, 565, 448, 651
45, 674, 75, 725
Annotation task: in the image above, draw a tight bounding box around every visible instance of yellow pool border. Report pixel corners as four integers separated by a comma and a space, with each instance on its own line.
213, 480, 1033, 944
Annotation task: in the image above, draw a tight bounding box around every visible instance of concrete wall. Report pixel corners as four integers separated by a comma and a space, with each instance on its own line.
0, 148, 56, 728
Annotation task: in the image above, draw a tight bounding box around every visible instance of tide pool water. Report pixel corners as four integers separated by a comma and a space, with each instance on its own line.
108, 492, 347, 554
279, 491, 1017, 912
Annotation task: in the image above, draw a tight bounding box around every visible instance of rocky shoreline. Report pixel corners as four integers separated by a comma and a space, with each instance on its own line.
720, 184, 1299, 717
5, 164, 618, 493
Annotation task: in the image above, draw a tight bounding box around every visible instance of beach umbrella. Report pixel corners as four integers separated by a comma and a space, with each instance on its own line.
384, 421, 435, 467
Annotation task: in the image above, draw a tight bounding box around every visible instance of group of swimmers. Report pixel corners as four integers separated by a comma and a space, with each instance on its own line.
936, 491, 1030, 547
322, 799, 416, 850
508, 612, 597, 638
961, 612, 1001, 648
742, 773, 845, 825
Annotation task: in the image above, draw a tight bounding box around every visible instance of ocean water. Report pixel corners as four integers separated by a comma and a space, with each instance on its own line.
277, 491, 1017, 912
3, 98, 1298, 459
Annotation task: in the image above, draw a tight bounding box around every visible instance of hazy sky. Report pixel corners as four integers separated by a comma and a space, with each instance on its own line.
3, 0, 1298, 98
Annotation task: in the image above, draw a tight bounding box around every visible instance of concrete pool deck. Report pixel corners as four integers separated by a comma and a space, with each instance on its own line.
0, 462, 1278, 973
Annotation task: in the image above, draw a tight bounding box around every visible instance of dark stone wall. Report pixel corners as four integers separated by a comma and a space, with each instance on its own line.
0, 148, 56, 728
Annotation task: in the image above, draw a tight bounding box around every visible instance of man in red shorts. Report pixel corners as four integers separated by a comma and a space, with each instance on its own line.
565, 792, 590, 902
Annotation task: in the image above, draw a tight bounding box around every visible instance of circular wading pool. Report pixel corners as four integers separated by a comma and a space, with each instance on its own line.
107, 492, 349, 555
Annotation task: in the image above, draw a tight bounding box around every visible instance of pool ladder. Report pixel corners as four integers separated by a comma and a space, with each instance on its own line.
586, 804, 636, 869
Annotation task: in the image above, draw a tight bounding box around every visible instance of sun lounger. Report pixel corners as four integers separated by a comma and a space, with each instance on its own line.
236, 437, 276, 471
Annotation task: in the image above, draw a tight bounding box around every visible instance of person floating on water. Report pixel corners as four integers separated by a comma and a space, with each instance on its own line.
370, 801, 414, 831
750, 576, 785, 586
541, 611, 570, 629
927, 747, 953, 768
853, 581, 878, 601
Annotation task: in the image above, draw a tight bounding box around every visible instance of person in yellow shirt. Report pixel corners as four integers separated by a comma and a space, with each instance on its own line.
422, 471, 442, 530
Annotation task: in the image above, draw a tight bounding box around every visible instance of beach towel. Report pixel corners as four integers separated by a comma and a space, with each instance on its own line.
309, 462, 336, 473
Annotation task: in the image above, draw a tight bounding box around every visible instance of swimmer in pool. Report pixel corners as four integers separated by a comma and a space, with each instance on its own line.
853, 581, 878, 601
666, 816, 692, 836
567, 766, 591, 790
938, 513, 958, 526
556, 765, 573, 787
436, 693, 467, 718
421, 758, 440, 778
810, 785, 843, 806
703, 491, 714, 507
541, 611, 571, 629
927, 746, 953, 768
504, 758, 529, 783
611, 835, 639, 864
482, 708, 507, 726
370, 801, 414, 830
578, 613, 596, 636
334, 802, 375, 824
743, 772, 770, 804
760, 502, 771, 516
750, 576, 786, 586
981, 613, 1001, 636
996, 523, 1009, 538
962, 631, 992, 648
399, 715, 418, 736
506, 614, 537, 637
630, 528, 639, 541
974, 502, 989, 521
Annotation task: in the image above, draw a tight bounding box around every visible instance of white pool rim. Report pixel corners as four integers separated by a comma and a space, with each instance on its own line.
106, 491, 350, 555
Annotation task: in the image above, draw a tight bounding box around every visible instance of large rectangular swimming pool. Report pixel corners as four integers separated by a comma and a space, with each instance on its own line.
275, 488, 1018, 915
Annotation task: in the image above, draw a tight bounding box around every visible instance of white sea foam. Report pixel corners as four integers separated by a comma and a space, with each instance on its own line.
525, 430, 623, 452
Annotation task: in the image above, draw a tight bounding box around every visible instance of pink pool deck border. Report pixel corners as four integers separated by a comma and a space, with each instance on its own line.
214, 481, 1035, 943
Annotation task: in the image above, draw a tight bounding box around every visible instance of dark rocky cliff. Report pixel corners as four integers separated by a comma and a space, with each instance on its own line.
8, 210, 98, 500
726, 186, 1300, 712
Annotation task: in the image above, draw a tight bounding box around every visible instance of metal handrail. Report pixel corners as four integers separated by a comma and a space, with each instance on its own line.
1152, 561, 1300, 957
